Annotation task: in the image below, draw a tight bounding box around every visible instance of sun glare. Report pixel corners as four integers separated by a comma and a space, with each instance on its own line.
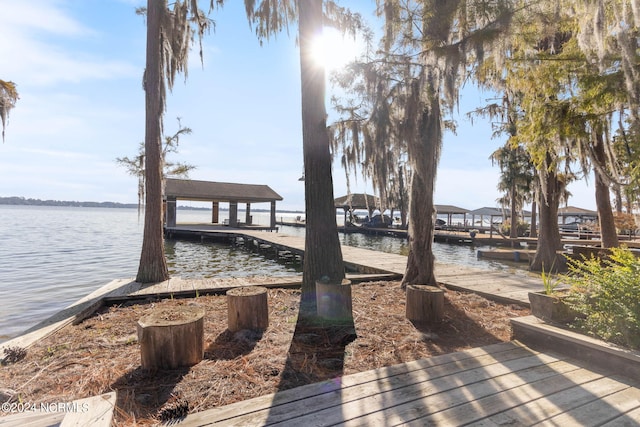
312, 27, 360, 72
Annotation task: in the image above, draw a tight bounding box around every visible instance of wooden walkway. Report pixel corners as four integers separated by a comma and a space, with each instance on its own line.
175, 341, 640, 426
167, 225, 545, 305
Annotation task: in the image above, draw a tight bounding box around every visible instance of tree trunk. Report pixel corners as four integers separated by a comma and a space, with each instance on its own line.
593, 132, 618, 248
227, 286, 269, 332
530, 158, 564, 272
137, 306, 205, 370
530, 199, 538, 238
402, 88, 441, 288
509, 184, 518, 241
405, 285, 444, 325
316, 279, 353, 323
613, 184, 623, 213
399, 165, 408, 228
136, 0, 169, 284
299, 0, 345, 315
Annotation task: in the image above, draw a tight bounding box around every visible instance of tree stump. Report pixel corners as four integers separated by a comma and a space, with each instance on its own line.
137, 305, 205, 370
405, 285, 444, 325
316, 279, 353, 323
227, 286, 269, 332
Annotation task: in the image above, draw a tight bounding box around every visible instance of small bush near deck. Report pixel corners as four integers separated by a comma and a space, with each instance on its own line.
564, 247, 640, 349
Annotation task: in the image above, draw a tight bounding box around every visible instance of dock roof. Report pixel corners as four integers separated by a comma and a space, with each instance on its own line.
469, 207, 532, 217
558, 205, 598, 217
165, 178, 283, 203
469, 207, 503, 216
435, 204, 470, 215
334, 193, 381, 210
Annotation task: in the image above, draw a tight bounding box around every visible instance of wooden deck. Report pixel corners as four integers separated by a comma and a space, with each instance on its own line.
174, 341, 640, 426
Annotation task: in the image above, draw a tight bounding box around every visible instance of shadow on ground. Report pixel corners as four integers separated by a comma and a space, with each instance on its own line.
111, 366, 190, 424
204, 328, 264, 360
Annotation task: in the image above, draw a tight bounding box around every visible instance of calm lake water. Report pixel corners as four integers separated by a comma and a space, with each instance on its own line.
0, 205, 523, 342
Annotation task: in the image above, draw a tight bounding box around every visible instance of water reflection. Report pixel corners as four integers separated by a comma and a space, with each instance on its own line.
165, 239, 302, 279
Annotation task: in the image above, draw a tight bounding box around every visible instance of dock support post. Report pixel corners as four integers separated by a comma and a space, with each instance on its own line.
166, 197, 177, 228
229, 201, 238, 227
246, 203, 252, 225
270, 201, 277, 230
212, 201, 219, 224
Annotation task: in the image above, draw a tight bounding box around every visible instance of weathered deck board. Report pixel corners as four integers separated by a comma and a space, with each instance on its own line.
174, 342, 517, 425
174, 341, 640, 426
347, 368, 605, 426
0, 392, 116, 427
599, 406, 640, 427
60, 392, 116, 427
178, 277, 195, 293
537, 386, 640, 426
258, 357, 577, 427
0, 411, 64, 427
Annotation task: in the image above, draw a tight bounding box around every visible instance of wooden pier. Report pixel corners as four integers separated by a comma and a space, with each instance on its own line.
478, 248, 536, 263
164, 224, 544, 305
277, 220, 526, 246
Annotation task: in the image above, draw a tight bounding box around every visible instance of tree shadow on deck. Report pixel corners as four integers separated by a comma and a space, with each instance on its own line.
264, 307, 357, 424
258, 290, 526, 425
278, 320, 356, 390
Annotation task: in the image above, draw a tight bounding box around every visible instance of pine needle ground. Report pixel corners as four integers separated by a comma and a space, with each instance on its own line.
0, 280, 529, 426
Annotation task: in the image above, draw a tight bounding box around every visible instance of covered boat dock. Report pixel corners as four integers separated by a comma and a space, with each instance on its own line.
164, 178, 283, 229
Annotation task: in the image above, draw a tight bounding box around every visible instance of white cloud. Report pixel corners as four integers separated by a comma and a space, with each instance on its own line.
0, 0, 138, 86
0, 0, 95, 37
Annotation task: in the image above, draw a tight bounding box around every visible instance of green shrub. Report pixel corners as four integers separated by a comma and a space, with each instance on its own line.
563, 246, 640, 349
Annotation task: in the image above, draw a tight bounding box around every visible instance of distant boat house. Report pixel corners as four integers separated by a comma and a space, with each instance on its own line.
334, 193, 382, 225
334, 193, 381, 213
469, 207, 533, 227
558, 205, 598, 224
164, 178, 283, 229
334, 193, 380, 216
469, 207, 505, 227
435, 205, 470, 227
334, 196, 473, 227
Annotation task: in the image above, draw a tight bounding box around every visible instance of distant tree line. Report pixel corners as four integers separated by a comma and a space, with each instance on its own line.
0, 196, 304, 213
0, 196, 139, 208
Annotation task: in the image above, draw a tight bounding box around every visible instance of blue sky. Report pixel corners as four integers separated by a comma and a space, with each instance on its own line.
0, 0, 596, 212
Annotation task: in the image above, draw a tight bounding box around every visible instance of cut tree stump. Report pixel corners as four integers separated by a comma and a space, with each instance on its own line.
316, 279, 353, 323
227, 286, 269, 332
405, 285, 444, 325
137, 305, 205, 370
